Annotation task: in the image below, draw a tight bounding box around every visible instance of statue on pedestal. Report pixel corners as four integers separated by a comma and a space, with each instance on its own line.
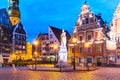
61, 30, 66, 46
55, 29, 71, 68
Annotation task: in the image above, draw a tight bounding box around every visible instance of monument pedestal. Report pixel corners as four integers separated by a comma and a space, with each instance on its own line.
55, 46, 72, 68
55, 29, 72, 68
55, 61, 72, 68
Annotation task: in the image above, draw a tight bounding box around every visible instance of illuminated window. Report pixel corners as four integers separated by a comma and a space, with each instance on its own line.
23, 46, 25, 49
96, 44, 102, 52
3, 37, 7, 40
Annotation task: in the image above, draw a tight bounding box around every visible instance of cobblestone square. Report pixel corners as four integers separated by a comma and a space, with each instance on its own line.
0, 67, 120, 80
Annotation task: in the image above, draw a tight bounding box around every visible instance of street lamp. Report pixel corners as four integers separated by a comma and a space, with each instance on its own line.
85, 43, 89, 70
34, 40, 38, 70
53, 44, 58, 64
72, 38, 77, 70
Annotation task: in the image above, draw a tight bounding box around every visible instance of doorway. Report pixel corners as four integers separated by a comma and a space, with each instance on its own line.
96, 58, 102, 66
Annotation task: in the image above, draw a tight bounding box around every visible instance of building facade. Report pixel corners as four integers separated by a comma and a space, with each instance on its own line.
12, 22, 27, 60
36, 33, 49, 61
0, 8, 12, 63
68, 2, 110, 66
36, 26, 71, 62
8, 0, 27, 61
110, 3, 120, 64
0, 0, 29, 63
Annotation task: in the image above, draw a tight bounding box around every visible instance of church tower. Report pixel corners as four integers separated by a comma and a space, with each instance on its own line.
8, 0, 21, 26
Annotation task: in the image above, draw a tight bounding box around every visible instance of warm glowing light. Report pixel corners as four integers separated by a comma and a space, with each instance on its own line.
30, 55, 32, 58
34, 52, 37, 56
53, 44, 58, 50
72, 38, 77, 43
85, 43, 89, 48
34, 40, 38, 45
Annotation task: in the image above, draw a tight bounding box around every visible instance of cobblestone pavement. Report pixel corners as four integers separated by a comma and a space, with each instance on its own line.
0, 67, 120, 80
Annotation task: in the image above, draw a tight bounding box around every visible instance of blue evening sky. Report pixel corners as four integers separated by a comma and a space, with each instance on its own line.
0, 0, 119, 42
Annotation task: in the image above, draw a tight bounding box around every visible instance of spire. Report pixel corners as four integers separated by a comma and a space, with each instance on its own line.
8, 0, 19, 6
8, 0, 20, 18
81, 1, 90, 15
8, 0, 21, 26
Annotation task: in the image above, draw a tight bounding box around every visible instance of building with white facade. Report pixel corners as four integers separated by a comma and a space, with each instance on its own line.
110, 3, 120, 64
36, 26, 71, 62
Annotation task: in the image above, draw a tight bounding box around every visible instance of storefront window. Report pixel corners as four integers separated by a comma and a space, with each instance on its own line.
87, 57, 92, 63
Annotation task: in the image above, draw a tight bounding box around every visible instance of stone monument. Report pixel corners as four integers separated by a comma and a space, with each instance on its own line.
55, 30, 71, 68
58, 30, 68, 62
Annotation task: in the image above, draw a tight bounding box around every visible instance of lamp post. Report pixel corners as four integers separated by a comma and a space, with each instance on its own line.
34, 40, 38, 70
72, 38, 77, 70
53, 44, 58, 64
85, 43, 89, 70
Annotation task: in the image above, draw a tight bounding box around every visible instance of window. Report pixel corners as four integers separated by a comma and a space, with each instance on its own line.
79, 58, 84, 63
19, 45, 22, 48
87, 57, 92, 63
86, 18, 89, 24
88, 47, 92, 53
15, 45, 18, 48
80, 47, 82, 53
96, 44, 102, 52
90, 18, 94, 23
23, 46, 25, 49
72, 48, 75, 53
80, 36, 83, 41
88, 34, 91, 40
3, 37, 7, 40
50, 34, 53, 38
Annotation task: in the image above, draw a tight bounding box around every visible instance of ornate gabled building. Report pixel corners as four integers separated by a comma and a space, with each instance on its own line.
36, 33, 49, 60
68, 1, 110, 66
8, 0, 27, 61
36, 26, 71, 62
0, 0, 27, 63
12, 22, 27, 60
0, 8, 12, 63
49, 26, 71, 55
110, 3, 120, 64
